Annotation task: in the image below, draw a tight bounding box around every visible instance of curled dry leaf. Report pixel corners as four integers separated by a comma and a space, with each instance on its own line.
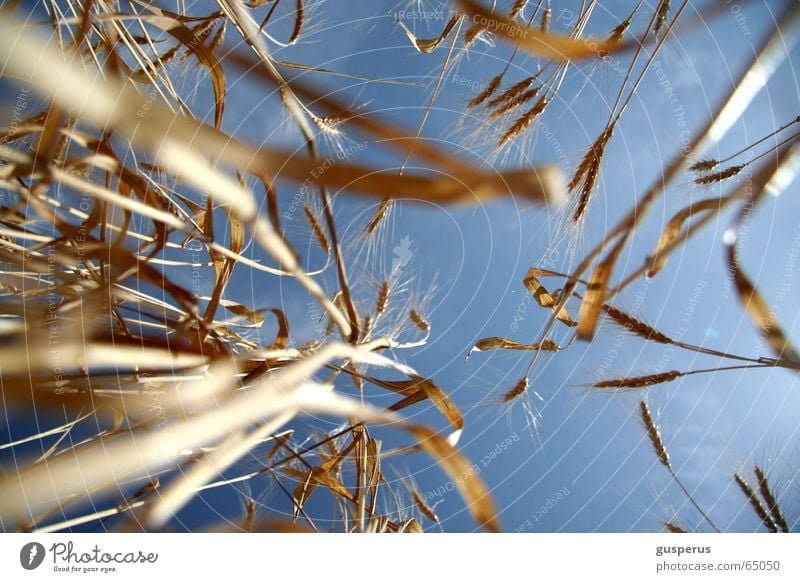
405, 424, 500, 533
727, 245, 800, 364
646, 198, 722, 278
523, 267, 575, 327
454, 0, 617, 61
398, 14, 463, 53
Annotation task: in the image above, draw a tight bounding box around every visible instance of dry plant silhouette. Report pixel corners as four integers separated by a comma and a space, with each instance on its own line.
0, 0, 797, 533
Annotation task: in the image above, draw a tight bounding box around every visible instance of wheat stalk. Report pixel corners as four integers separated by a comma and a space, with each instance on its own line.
639, 401, 671, 469
734, 473, 777, 532
503, 377, 530, 403
594, 371, 682, 389
754, 466, 789, 533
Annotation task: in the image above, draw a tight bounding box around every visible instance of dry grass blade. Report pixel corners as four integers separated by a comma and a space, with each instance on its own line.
407, 375, 464, 435
399, 518, 424, 533
366, 438, 381, 517
639, 401, 671, 470
576, 258, 613, 341
733, 473, 777, 532
0, 17, 354, 337
405, 424, 500, 532
0, 343, 413, 526
754, 466, 789, 533
132, 8, 227, 129
727, 245, 800, 364
454, 0, 616, 60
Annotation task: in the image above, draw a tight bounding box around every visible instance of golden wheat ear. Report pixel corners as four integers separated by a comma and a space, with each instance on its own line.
753, 466, 789, 533
637, 401, 720, 532
734, 473, 778, 533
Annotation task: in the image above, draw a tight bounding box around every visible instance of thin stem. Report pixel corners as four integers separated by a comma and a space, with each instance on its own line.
669, 468, 721, 533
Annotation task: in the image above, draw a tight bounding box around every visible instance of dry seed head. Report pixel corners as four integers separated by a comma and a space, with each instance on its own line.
540, 2, 551, 33
654, 0, 671, 36
361, 313, 373, 341
400, 518, 424, 533
497, 96, 549, 150
409, 309, 430, 332
754, 466, 789, 533
570, 126, 614, 192
463, 23, 485, 48
366, 197, 392, 235
244, 498, 256, 532
601, 14, 632, 57
688, 159, 719, 173
693, 164, 744, 185
320, 111, 352, 132
503, 377, 529, 403
487, 85, 542, 122
601, 304, 672, 344
486, 77, 535, 109
571, 125, 614, 223
593, 370, 682, 389
303, 204, 330, 254
733, 473, 777, 532
639, 400, 671, 470
311, 114, 342, 136
412, 489, 439, 522
509, 0, 528, 20
208, 19, 227, 54
289, 0, 306, 45
664, 522, 687, 533
608, 19, 631, 45
375, 280, 390, 318
466, 73, 503, 111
